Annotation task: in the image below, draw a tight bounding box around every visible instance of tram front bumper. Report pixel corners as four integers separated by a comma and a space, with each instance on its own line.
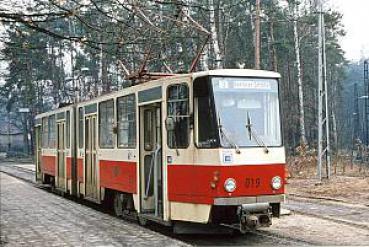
213, 194, 285, 206
213, 194, 284, 232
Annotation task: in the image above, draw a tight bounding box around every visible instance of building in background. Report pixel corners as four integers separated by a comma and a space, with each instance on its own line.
0, 116, 25, 154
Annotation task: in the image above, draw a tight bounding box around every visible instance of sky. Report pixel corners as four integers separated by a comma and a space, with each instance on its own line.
328, 0, 369, 61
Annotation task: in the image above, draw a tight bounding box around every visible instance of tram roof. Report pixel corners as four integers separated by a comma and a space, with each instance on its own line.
35, 69, 281, 119
191, 69, 281, 79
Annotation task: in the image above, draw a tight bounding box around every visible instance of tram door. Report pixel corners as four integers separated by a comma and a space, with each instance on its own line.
85, 115, 98, 200
35, 126, 42, 181
140, 103, 163, 217
56, 122, 66, 190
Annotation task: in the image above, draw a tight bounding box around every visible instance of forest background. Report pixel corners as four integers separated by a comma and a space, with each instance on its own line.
0, 0, 367, 162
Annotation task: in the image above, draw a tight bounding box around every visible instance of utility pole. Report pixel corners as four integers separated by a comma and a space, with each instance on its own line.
353, 84, 360, 142
352, 84, 360, 161
364, 60, 369, 145
19, 108, 31, 155
7, 112, 11, 152
317, 1, 331, 181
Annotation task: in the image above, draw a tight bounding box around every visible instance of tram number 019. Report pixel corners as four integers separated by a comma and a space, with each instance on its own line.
245, 177, 261, 188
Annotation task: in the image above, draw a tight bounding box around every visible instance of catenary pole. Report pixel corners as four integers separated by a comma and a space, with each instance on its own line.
317, 0, 332, 181
317, 0, 331, 181
317, 2, 323, 181
322, 12, 331, 179
364, 60, 369, 146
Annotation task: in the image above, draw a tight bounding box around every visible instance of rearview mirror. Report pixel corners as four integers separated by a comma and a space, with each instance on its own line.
165, 117, 175, 131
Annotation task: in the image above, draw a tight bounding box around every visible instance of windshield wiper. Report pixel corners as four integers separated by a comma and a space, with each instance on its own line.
246, 112, 269, 153
218, 115, 241, 154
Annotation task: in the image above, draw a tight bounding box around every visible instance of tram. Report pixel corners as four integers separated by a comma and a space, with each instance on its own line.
34, 69, 286, 233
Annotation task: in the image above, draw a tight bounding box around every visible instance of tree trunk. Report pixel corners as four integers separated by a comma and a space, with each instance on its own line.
332, 110, 338, 152
292, 4, 307, 145
269, 18, 278, 71
209, 0, 222, 69
29, 115, 35, 155
201, 43, 209, 70
50, 41, 59, 106
100, 44, 110, 93
330, 67, 339, 153
254, 0, 261, 70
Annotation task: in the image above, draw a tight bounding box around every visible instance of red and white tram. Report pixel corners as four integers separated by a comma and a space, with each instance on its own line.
35, 69, 286, 233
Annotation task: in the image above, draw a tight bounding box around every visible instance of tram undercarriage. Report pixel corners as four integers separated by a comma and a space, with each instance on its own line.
104, 185, 281, 234
173, 203, 278, 234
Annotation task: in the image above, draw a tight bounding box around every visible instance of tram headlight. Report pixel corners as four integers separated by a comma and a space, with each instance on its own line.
271, 176, 282, 190
224, 178, 236, 193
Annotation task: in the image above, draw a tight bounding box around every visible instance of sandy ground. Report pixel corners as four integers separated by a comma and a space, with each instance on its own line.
286, 155, 369, 206
287, 176, 369, 205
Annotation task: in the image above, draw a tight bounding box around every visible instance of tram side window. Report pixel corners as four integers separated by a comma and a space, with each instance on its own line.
66, 111, 70, 148
48, 115, 56, 148
99, 100, 115, 148
42, 117, 48, 148
78, 107, 83, 148
117, 94, 136, 148
167, 84, 189, 148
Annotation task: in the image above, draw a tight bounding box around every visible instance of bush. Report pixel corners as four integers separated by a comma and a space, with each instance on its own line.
6, 150, 29, 158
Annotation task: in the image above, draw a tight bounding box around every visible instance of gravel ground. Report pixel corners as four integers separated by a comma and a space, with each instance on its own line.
287, 176, 369, 205
267, 213, 369, 246
285, 196, 369, 229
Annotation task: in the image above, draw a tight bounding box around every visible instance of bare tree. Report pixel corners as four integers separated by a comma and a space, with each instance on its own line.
291, 1, 307, 145
209, 0, 222, 69
254, 0, 261, 69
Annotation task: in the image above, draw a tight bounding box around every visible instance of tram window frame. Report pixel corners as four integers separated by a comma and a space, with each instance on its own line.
117, 94, 136, 149
193, 76, 219, 149
42, 117, 48, 148
66, 110, 70, 149
99, 99, 115, 149
48, 115, 56, 148
78, 107, 84, 149
166, 83, 190, 149
144, 109, 154, 151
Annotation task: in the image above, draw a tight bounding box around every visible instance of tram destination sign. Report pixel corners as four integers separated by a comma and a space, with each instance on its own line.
213, 78, 278, 92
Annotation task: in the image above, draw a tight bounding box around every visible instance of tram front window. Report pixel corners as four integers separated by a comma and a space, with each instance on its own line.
213, 77, 281, 148
195, 77, 282, 148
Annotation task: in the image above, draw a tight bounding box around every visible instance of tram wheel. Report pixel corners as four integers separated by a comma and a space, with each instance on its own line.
113, 192, 123, 217
138, 216, 148, 226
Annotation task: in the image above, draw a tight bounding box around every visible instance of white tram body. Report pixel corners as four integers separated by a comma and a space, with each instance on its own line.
35, 69, 286, 232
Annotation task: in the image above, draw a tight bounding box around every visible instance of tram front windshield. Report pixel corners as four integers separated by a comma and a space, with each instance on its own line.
196, 77, 282, 148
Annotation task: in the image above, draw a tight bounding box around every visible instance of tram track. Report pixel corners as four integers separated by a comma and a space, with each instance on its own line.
252, 230, 317, 246
288, 209, 369, 231
284, 197, 369, 231
0, 164, 36, 184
